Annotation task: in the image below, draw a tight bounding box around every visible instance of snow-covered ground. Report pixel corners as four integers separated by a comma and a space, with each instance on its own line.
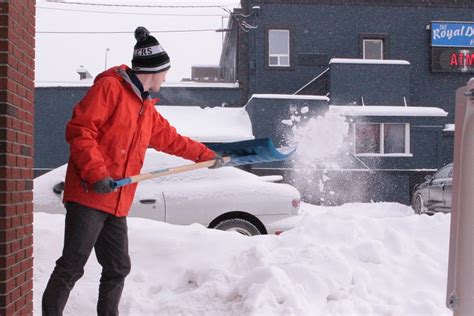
34, 202, 450, 315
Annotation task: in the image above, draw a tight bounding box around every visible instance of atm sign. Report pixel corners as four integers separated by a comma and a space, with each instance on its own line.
432, 47, 474, 73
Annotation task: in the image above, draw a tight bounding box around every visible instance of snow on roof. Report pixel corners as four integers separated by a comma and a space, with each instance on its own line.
443, 124, 455, 132
35, 80, 94, 88
329, 58, 411, 65
35, 80, 239, 89
191, 64, 221, 68
162, 82, 239, 88
250, 94, 329, 101
156, 106, 253, 143
329, 105, 448, 117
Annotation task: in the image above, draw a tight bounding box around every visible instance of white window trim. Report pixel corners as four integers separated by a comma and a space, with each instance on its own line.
354, 122, 411, 157
363, 39, 384, 60
269, 29, 290, 67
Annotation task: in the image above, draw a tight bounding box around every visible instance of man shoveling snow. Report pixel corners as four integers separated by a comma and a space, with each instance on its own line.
41, 27, 223, 315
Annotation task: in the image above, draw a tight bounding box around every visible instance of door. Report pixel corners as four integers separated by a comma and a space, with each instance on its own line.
442, 166, 454, 211
429, 164, 452, 209
130, 182, 166, 221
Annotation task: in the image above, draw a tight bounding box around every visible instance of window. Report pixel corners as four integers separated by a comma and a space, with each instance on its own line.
363, 39, 384, 59
435, 164, 453, 179
269, 29, 290, 67
359, 33, 388, 59
355, 123, 410, 156
355, 123, 380, 154
384, 124, 405, 153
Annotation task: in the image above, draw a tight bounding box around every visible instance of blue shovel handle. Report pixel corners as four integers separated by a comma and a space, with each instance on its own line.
111, 178, 131, 189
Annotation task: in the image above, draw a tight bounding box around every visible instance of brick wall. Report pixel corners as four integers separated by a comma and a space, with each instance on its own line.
0, 1, 35, 315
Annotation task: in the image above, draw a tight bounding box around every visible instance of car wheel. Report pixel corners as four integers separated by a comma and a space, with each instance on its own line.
213, 218, 261, 236
413, 193, 427, 215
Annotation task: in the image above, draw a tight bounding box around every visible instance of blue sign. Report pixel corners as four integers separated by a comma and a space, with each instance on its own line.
431, 22, 474, 48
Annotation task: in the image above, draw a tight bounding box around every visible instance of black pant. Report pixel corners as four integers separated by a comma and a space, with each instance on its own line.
42, 202, 131, 316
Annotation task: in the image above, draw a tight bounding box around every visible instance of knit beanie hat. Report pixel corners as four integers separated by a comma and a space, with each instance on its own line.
132, 26, 171, 73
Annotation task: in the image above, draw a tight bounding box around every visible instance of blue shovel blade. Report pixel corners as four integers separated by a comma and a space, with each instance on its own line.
207, 138, 296, 167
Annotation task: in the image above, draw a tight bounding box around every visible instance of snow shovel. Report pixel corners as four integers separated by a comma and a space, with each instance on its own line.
111, 137, 295, 189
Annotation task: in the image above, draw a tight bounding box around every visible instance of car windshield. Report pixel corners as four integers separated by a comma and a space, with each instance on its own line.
434, 164, 453, 179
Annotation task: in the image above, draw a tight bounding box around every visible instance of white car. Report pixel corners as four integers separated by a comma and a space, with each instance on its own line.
34, 149, 301, 236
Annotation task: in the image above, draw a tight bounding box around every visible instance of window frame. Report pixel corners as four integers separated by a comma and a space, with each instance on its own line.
358, 33, 389, 59
266, 28, 292, 69
354, 122, 412, 157
363, 39, 384, 60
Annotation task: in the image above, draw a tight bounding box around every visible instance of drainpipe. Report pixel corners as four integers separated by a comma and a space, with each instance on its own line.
447, 78, 474, 315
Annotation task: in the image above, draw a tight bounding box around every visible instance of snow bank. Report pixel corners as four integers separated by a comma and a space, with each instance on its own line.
156, 106, 253, 143
34, 202, 451, 315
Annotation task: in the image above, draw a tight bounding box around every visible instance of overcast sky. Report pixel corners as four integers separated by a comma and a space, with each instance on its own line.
35, 0, 240, 84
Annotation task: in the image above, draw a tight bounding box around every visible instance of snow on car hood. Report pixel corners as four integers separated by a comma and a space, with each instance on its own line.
33, 150, 299, 209
139, 150, 299, 201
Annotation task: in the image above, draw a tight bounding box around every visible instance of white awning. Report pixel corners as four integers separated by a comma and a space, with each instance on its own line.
329, 58, 410, 65
329, 105, 448, 117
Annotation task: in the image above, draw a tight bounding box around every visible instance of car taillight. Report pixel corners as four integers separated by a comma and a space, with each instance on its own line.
292, 198, 301, 209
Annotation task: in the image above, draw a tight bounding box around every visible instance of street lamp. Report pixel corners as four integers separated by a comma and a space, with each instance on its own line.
104, 48, 110, 70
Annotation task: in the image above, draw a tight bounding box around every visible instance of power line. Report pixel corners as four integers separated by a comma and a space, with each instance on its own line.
36, 6, 228, 17
40, 1, 258, 33
37, 29, 222, 34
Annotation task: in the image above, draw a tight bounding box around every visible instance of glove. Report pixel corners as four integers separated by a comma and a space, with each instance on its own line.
209, 154, 226, 169
92, 176, 115, 194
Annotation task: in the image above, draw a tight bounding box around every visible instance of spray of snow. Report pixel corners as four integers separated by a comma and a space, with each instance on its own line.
290, 111, 349, 167
282, 110, 350, 203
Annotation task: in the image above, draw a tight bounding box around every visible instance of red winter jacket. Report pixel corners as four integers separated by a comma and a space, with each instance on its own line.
63, 65, 216, 216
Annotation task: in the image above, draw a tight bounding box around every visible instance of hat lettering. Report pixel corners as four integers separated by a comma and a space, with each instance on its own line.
135, 47, 153, 56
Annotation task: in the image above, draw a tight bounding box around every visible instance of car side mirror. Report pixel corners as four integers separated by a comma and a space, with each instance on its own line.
424, 175, 432, 182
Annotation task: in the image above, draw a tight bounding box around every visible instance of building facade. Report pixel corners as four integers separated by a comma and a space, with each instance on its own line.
220, 0, 473, 204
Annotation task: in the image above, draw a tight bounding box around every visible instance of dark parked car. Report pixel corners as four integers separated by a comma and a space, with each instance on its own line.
412, 163, 453, 214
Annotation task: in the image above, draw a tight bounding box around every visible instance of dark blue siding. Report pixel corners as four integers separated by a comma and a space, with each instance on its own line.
247, 3, 472, 120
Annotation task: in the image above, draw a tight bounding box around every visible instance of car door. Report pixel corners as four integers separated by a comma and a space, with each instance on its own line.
130, 181, 166, 221
429, 165, 451, 209
442, 166, 453, 211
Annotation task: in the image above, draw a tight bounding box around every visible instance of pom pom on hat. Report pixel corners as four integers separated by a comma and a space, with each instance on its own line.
134, 26, 150, 42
